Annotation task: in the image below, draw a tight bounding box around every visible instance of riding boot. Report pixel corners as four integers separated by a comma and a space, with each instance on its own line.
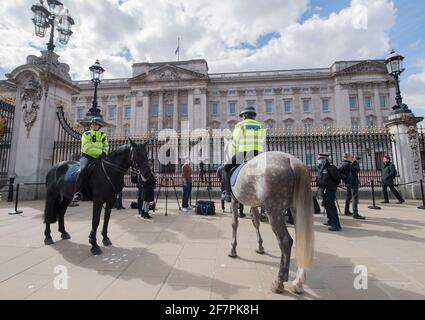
73, 176, 84, 202
223, 171, 232, 202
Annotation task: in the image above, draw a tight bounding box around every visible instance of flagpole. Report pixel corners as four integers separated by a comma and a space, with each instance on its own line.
178, 37, 180, 61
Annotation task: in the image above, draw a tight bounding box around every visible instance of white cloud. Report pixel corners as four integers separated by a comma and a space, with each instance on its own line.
0, 0, 399, 79
404, 58, 425, 118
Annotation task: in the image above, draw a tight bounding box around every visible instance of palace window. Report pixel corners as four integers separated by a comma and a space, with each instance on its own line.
380, 95, 387, 108
212, 102, 219, 115
76, 107, 84, 120
123, 125, 130, 136
265, 100, 273, 114
166, 104, 173, 116
303, 99, 311, 113
229, 102, 236, 115
351, 118, 360, 129
284, 100, 292, 114
322, 99, 329, 113
152, 104, 159, 116
108, 105, 116, 120
349, 96, 358, 110
364, 96, 372, 110
124, 106, 131, 120
180, 103, 188, 116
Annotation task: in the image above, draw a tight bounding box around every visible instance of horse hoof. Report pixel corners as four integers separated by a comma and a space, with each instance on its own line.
102, 238, 112, 246
91, 247, 103, 255
256, 248, 265, 254
292, 281, 305, 294
271, 281, 284, 294
61, 232, 71, 240
44, 237, 54, 245
228, 251, 237, 258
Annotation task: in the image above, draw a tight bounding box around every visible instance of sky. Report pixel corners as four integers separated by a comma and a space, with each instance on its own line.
0, 0, 424, 117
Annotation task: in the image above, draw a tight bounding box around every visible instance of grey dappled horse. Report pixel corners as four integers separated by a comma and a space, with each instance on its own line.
229, 151, 314, 294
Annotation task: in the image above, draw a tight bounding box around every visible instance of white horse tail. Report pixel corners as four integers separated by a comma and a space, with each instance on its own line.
292, 160, 315, 269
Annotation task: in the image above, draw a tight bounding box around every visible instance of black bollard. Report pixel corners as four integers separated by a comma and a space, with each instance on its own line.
418, 179, 425, 210
7, 176, 15, 202
368, 180, 382, 210
8, 184, 23, 215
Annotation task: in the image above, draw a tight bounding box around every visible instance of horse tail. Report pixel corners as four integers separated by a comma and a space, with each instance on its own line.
44, 167, 61, 224
292, 159, 315, 269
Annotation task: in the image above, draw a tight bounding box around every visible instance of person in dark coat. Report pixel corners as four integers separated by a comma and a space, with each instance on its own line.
316, 153, 342, 231
339, 153, 365, 220
381, 155, 404, 204
133, 161, 156, 219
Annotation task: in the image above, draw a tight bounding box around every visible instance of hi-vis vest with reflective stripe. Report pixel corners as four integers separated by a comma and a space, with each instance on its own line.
232, 119, 266, 153
81, 130, 109, 158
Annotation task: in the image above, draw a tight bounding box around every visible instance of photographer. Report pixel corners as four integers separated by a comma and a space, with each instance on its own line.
316, 153, 342, 232
339, 153, 365, 220
132, 160, 156, 219
181, 159, 193, 212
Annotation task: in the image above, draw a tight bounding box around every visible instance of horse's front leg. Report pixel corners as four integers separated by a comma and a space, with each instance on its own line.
58, 199, 71, 240
44, 223, 54, 245
251, 207, 264, 254
228, 199, 240, 258
89, 201, 103, 255
101, 200, 115, 246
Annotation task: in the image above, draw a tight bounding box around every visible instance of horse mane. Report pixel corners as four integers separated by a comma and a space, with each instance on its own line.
106, 144, 131, 160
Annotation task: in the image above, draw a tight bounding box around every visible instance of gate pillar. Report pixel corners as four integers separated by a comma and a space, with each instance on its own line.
6, 51, 80, 200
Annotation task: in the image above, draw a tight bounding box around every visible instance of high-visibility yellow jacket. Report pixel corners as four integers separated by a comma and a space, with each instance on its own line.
232, 119, 266, 154
81, 130, 109, 158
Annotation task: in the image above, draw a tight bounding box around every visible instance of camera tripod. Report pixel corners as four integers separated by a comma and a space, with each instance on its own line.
154, 175, 181, 216
195, 162, 213, 203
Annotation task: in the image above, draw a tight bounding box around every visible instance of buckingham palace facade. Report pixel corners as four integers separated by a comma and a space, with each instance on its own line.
29, 58, 400, 134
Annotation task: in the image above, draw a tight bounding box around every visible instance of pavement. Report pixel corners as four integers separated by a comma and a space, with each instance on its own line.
0, 198, 425, 300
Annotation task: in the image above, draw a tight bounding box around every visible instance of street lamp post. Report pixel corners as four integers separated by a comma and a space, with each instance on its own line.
385, 49, 411, 114
31, 0, 74, 52
87, 60, 105, 118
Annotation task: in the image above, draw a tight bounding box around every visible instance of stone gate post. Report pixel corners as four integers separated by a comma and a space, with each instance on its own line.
7, 51, 80, 200
385, 112, 424, 200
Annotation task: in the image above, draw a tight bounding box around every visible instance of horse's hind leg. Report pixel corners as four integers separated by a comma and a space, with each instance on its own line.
228, 199, 240, 258
58, 198, 72, 240
102, 200, 114, 246
251, 207, 264, 254
268, 210, 293, 294
89, 201, 103, 255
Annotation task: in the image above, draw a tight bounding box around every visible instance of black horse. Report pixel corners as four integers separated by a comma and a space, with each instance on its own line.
44, 138, 152, 255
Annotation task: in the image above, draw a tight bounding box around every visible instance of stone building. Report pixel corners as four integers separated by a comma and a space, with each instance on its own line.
2, 58, 396, 134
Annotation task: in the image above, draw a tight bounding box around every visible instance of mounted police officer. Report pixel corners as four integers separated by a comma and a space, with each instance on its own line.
222, 106, 266, 202
73, 117, 109, 202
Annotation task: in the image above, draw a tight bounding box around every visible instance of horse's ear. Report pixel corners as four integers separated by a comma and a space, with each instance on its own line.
128, 136, 136, 147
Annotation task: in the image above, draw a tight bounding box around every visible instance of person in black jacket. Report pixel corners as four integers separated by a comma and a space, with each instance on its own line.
132, 161, 157, 219
316, 153, 342, 231
381, 155, 405, 204
339, 153, 365, 220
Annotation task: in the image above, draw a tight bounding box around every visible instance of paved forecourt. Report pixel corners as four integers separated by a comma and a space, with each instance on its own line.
0, 198, 425, 300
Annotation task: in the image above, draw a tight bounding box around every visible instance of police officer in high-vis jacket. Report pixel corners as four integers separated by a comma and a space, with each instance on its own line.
73, 117, 109, 201
222, 106, 266, 202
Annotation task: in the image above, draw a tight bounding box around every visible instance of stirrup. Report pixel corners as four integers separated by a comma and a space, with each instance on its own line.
225, 193, 232, 203
73, 192, 82, 202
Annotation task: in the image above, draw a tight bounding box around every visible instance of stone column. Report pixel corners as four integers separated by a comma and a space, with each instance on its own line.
141, 91, 150, 132
385, 112, 424, 199
357, 84, 367, 127
7, 50, 80, 199
188, 90, 194, 131
173, 90, 179, 131
373, 83, 384, 127
333, 83, 351, 128
130, 90, 137, 133
200, 88, 207, 128
117, 95, 124, 132
158, 91, 164, 130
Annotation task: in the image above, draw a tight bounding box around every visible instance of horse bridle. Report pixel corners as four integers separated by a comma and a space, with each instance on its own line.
100, 147, 152, 195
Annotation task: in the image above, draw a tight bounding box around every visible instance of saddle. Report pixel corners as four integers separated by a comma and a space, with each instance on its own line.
230, 163, 246, 188
64, 162, 98, 201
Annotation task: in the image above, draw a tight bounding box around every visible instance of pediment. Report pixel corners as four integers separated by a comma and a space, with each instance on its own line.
337, 61, 387, 75
128, 64, 208, 83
